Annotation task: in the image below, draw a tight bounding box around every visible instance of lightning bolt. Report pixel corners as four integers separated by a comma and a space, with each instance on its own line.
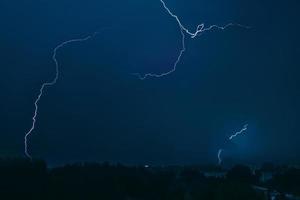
218, 124, 248, 165
228, 124, 248, 140
24, 33, 98, 159
24, 1, 249, 159
133, 0, 250, 80
218, 149, 223, 165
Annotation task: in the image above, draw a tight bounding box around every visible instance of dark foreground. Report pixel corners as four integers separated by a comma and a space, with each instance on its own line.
0, 159, 299, 200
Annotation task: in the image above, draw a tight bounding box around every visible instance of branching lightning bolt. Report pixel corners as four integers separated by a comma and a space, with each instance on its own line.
218, 124, 248, 165
24, 0, 249, 159
24, 33, 98, 159
133, 0, 250, 80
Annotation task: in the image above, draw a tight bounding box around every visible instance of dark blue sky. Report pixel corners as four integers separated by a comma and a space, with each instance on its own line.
0, 0, 299, 165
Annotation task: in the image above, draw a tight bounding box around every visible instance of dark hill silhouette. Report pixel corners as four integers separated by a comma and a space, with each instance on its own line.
0, 158, 299, 200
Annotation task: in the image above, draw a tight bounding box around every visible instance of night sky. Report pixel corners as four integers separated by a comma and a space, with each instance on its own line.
0, 0, 299, 166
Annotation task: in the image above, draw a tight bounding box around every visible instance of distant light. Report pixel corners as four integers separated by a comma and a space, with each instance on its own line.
144, 165, 149, 168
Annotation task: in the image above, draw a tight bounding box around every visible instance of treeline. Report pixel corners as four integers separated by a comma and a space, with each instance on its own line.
0, 158, 299, 200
